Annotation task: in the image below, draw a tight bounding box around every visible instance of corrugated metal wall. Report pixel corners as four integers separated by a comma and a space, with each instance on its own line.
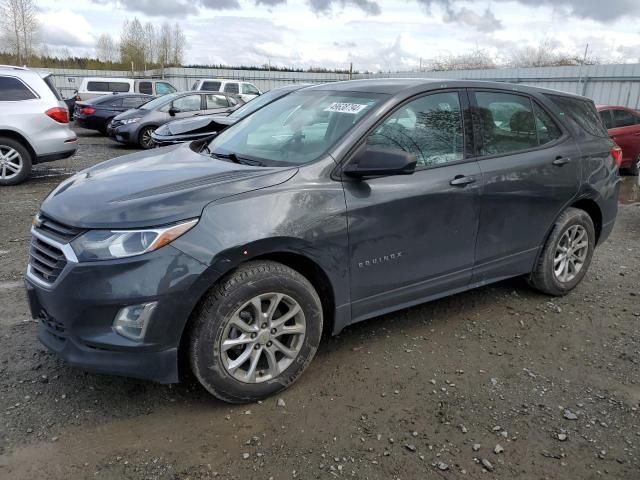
356, 63, 640, 108
39, 63, 640, 108
39, 66, 350, 97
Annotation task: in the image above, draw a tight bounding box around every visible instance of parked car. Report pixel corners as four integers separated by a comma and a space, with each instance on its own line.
77, 77, 177, 101
74, 94, 154, 134
108, 91, 243, 149
25, 79, 619, 403
597, 105, 640, 175
64, 91, 80, 120
191, 78, 261, 102
0, 66, 76, 186
152, 84, 311, 146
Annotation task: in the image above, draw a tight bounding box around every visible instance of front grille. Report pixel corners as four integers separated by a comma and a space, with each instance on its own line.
35, 214, 84, 243
29, 237, 67, 284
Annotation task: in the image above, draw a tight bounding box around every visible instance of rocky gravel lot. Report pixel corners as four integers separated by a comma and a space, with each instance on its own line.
0, 127, 639, 480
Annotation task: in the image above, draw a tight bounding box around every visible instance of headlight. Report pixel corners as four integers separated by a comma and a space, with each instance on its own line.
121, 117, 141, 125
71, 219, 198, 261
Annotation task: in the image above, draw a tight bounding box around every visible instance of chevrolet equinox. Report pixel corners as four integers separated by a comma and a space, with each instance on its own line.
25, 79, 620, 403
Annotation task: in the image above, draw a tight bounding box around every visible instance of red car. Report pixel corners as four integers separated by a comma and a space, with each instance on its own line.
597, 105, 640, 175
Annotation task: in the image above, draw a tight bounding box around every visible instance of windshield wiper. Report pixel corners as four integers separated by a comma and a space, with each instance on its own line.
211, 151, 265, 166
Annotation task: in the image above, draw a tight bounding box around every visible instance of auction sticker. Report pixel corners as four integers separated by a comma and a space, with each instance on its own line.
324, 102, 369, 114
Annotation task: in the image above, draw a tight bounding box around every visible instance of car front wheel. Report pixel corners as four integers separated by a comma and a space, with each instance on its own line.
529, 207, 595, 296
138, 126, 156, 149
188, 261, 323, 403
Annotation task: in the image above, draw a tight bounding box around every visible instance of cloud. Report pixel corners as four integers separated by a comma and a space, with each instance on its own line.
255, 0, 286, 5
498, 0, 640, 22
443, 6, 502, 32
90, 0, 239, 17
308, 0, 381, 16
39, 10, 95, 47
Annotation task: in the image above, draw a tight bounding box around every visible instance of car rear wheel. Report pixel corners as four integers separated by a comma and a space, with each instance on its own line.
529, 207, 595, 296
138, 126, 156, 149
0, 137, 32, 186
629, 154, 640, 176
188, 260, 323, 403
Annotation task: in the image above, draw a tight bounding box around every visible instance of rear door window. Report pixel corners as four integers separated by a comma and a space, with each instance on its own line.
223, 82, 239, 94
0, 76, 37, 101
545, 94, 608, 137
472, 91, 539, 156
612, 109, 640, 128
122, 96, 146, 108
202, 81, 222, 91
532, 102, 563, 145
138, 81, 153, 95
599, 109, 614, 129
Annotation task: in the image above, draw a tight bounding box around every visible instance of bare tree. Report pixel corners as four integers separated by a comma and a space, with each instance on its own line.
171, 22, 185, 66
157, 22, 172, 75
509, 40, 600, 68
120, 18, 146, 71
143, 22, 155, 69
96, 33, 118, 63
0, 0, 39, 64
427, 47, 497, 71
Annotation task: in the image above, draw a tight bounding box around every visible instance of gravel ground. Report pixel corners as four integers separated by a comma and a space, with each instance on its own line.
0, 127, 639, 480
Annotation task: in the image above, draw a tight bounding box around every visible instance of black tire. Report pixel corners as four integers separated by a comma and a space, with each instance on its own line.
138, 126, 156, 149
529, 207, 595, 296
0, 137, 32, 186
629, 155, 639, 176
188, 260, 323, 403
100, 118, 114, 135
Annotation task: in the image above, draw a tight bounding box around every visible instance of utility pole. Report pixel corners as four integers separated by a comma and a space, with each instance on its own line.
349, 62, 352, 80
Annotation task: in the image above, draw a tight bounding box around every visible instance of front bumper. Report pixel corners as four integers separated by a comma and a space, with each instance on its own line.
25, 243, 211, 384
108, 123, 139, 145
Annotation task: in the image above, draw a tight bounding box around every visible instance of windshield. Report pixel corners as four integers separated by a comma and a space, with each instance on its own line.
139, 93, 179, 110
208, 90, 385, 166
228, 87, 295, 120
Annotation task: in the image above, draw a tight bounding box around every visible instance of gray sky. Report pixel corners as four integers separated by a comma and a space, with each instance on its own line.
37, 0, 640, 70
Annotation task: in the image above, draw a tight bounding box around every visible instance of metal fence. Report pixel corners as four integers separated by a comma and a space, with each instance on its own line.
38, 63, 640, 108
356, 63, 640, 108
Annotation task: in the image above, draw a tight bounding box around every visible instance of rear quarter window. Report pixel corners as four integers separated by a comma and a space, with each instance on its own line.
0, 76, 37, 101
545, 94, 608, 138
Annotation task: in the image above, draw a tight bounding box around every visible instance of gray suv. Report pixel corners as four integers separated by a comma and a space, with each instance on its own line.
25, 79, 619, 403
0, 66, 77, 185
108, 91, 243, 149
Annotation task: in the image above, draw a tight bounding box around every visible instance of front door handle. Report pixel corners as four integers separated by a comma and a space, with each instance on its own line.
450, 175, 476, 186
553, 157, 571, 166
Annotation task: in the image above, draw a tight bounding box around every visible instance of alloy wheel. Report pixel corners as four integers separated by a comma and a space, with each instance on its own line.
140, 128, 155, 149
553, 224, 588, 283
0, 146, 23, 180
220, 292, 306, 384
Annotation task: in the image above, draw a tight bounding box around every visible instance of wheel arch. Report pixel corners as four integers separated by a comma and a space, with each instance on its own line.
570, 198, 602, 243
176, 246, 340, 380
0, 129, 36, 162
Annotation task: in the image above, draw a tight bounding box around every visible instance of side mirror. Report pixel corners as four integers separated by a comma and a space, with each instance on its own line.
344, 146, 417, 178
168, 106, 180, 116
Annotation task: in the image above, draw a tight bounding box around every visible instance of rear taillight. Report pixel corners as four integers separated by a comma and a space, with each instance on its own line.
611, 144, 623, 167
45, 107, 69, 124
79, 106, 96, 115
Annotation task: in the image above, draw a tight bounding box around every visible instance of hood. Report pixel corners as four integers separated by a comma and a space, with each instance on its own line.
159, 115, 237, 136
41, 143, 298, 229
114, 108, 150, 120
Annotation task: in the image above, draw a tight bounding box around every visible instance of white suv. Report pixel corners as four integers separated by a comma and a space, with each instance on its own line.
0, 66, 77, 186
191, 79, 261, 102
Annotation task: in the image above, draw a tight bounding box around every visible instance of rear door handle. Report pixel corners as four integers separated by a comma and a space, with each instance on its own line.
450, 175, 476, 186
553, 157, 571, 166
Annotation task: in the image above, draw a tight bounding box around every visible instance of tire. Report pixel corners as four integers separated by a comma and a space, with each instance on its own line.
529, 207, 595, 296
138, 126, 156, 149
0, 137, 32, 186
188, 260, 323, 404
100, 118, 114, 135
629, 154, 640, 176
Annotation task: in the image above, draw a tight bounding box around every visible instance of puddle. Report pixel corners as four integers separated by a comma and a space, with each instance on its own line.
619, 176, 640, 205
